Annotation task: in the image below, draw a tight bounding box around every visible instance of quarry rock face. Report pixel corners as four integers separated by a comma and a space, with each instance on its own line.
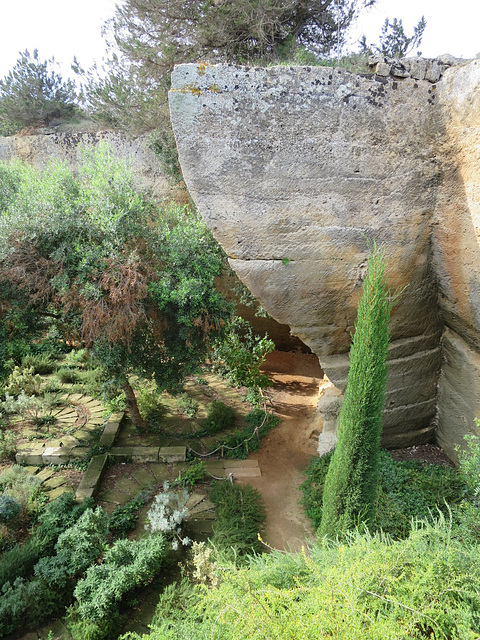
169, 59, 480, 459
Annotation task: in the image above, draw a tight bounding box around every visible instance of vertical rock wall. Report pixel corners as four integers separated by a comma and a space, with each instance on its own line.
434, 61, 480, 459
169, 63, 445, 448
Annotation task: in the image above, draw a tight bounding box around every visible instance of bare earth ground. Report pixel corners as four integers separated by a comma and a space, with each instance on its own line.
245, 351, 325, 552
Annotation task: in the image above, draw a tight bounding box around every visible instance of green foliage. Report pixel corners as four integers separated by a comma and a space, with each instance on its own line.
0, 493, 94, 589
0, 495, 21, 523
21, 353, 56, 375
0, 148, 231, 423
135, 382, 164, 420
109, 493, 147, 538
34, 507, 109, 586
174, 460, 207, 489
56, 367, 80, 384
213, 316, 274, 405
0, 49, 79, 129
195, 400, 236, 437
4, 365, 42, 395
73, 534, 167, 621
210, 481, 266, 558
359, 16, 427, 58
176, 392, 198, 418
302, 450, 466, 538
142, 519, 480, 640
320, 244, 393, 538
0, 497, 98, 635
0, 428, 17, 461
219, 409, 280, 459
0, 465, 43, 517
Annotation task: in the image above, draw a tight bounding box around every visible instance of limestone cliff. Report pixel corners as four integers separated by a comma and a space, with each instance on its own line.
169, 59, 480, 459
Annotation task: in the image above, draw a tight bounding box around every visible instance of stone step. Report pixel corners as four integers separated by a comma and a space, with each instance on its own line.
224, 467, 261, 478
76, 454, 108, 502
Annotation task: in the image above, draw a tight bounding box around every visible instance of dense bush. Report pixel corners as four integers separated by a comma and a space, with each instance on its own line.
129, 519, 480, 640
109, 493, 148, 538
0, 493, 94, 589
210, 481, 266, 558
200, 400, 235, 436
0, 429, 16, 461
0, 506, 108, 635
21, 353, 56, 375
220, 409, 280, 459
73, 534, 167, 621
302, 449, 466, 538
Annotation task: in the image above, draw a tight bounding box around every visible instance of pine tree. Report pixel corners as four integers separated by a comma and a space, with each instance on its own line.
319, 243, 394, 538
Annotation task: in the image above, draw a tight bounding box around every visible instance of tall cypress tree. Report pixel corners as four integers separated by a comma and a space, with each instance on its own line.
319, 243, 394, 538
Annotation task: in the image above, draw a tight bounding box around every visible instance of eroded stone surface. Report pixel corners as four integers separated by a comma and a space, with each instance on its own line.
170, 59, 480, 455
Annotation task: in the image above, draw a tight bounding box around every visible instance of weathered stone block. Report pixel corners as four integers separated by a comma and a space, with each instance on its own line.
159, 446, 187, 462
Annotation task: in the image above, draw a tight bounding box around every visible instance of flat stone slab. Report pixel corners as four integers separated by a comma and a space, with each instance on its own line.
222, 459, 259, 468
224, 467, 261, 478
98, 489, 131, 505
75, 486, 95, 501
16, 450, 45, 465
159, 446, 186, 462
24, 465, 40, 475
132, 468, 156, 487
132, 446, 160, 463
189, 499, 215, 515
115, 477, 142, 493
74, 429, 94, 442
70, 447, 89, 459
42, 447, 71, 464
43, 475, 67, 489
76, 454, 108, 498
46, 485, 74, 501
148, 463, 170, 482
186, 493, 205, 510
108, 447, 133, 462
37, 467, 56, 482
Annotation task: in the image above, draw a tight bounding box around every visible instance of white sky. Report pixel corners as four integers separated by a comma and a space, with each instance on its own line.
0, 0, 478, 81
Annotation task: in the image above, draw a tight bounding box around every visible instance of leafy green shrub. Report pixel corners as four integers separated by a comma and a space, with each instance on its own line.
76, 367, 105, 396
21, 353, 56, 375
176, 392, 197, 417
4, 365, 42, 395
210, 481, 266, 558
0, 575, 61, 636
0, 494, 94, 590
109, 493, 147, 538
174, 460, 207, 488
127, 519, 480, 640
302, 449, 465, 538
56, 367, 80, 384
64, 349, 89, 367
65, 607, 122, 640
0, 495, 21, 524
201, 401, 235, 436
300, 450, 333, 528
221, 409, 280, 459
0, 429, 17, 461
212, 316, 274, 406
34, 507, 109, 586
73, 534, 167, 620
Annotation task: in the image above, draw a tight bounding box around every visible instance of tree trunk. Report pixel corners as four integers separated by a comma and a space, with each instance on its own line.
122, 379, 149, 430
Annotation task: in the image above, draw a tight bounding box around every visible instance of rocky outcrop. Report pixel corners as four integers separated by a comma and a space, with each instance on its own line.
0, 129, 175, 201
169, 58, 480, 458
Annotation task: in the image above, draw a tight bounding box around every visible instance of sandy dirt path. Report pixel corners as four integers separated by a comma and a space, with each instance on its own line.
240, 352, 326, 552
